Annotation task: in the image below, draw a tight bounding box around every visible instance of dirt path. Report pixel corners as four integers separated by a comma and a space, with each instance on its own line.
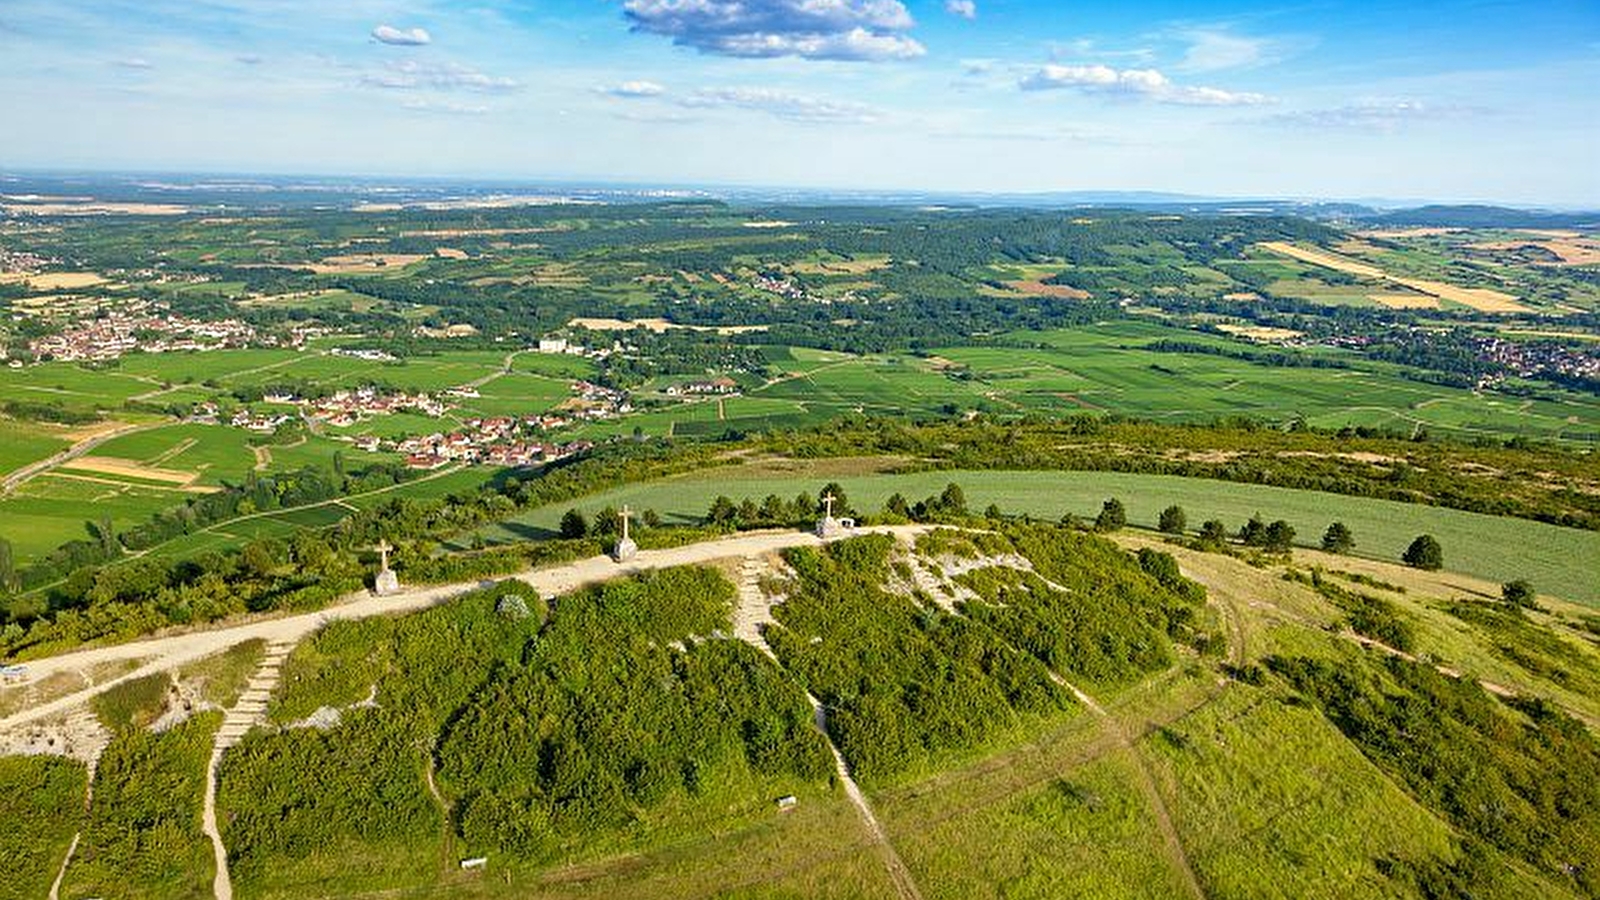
420, 750, 457, 877
47, 832, 80, 900
727, 554, 923, 900
0, 526, 930, 735
459, 349, 523, 391
1037, 664, 1205, 898
203, 640, 292, 900
807, 695, 924, 900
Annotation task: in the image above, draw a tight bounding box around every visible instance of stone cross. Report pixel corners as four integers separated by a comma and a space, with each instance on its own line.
619, 505, 633, 543
821, 493, 835, 519
375, 539, 392, 571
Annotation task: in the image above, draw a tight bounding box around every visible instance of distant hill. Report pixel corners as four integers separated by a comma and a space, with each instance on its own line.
1364, 204, 1600, 229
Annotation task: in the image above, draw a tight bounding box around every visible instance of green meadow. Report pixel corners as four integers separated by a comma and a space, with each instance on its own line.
476, 465, 1600, 605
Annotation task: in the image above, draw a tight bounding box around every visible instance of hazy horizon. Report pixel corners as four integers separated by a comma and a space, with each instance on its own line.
1, 1, 1597, 205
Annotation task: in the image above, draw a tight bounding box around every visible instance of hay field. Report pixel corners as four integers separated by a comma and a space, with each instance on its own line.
1471, 235, 1600, 266
64, 455, 200, 486
1367, 292, 1441, 309
1258, 242, 1386, 278
1214, 324, 1303, 342
1004, 279, 1092, 299
0, 272, 109, 290
1260, 242, 1528, 313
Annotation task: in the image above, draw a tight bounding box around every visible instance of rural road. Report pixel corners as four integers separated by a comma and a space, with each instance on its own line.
0, 524, 930, 733
1, 421, 165, 495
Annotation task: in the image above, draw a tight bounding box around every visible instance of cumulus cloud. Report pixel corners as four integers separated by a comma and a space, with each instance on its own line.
945, 0, 977, 20
602, 80, 667, 98
679, 87, 880, 123
622, 0, 925, 61
372, 24, 431, 46
1020, 64, 1270, 106
362, 60, 518, 92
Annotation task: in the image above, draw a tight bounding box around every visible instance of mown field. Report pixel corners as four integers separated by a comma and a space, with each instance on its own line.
476, 464, 1600, 605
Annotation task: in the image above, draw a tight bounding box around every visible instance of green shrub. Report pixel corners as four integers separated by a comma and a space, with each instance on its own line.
64, 712, 219, 900
0, 756, 87, 900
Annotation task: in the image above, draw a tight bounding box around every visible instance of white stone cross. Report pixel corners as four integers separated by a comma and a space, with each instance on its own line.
619, 504, 633, 542
375, 539, 393, 571
821, 493, 835, 518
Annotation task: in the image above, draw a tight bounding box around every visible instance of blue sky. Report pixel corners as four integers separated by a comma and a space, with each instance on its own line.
1, 1, 1596, 203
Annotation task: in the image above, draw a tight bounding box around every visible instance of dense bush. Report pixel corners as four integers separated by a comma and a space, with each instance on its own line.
438, 566, 832, 862
221, 581, 547, 891
63, 712, 219, 900
955, 526, 1212, 686
767, 534, 1072, 783
0, 756, 86, 900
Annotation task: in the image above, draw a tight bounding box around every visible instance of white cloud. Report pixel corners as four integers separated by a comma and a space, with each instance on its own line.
113, 57, 153, 69
679, 87, 880, 123
945, 1, 977, 21
1260, 100, 1479, 131
1174, 29, 1270, 72
1020, 64, 1270, 106
235, 53, 263, 65
372, 24, 431, 47
401, 98, 489, 116
622, 0, 925, 61
603, 80, 667, 98
362, 60, 518, 92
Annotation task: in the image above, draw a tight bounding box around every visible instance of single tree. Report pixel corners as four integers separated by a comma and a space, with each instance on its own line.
939, 482, 968, 515
642, 508, 662, 528
706, 495, 738, 525
1403, 534, 1443, 571
1501, 579, 1536, 608
885, 493, 911, 518
1158, 504, 1187, 534
592, 506, 622, 536
1321, 521, 1354, 554
759, 494, 787, 523
559, 508, 589, 539
819, 483, 850, 516
1095, 498, 1126, 532
984, 503, 1003, 520
1198, 519, 1229, 546
1263, 520, 1296, 553
1238, 514, 1267, 547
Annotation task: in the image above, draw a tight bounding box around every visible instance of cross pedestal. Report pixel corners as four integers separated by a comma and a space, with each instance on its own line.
373, 539, 401, 595
816, 493, 844, 539
612, 505, 638, 562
